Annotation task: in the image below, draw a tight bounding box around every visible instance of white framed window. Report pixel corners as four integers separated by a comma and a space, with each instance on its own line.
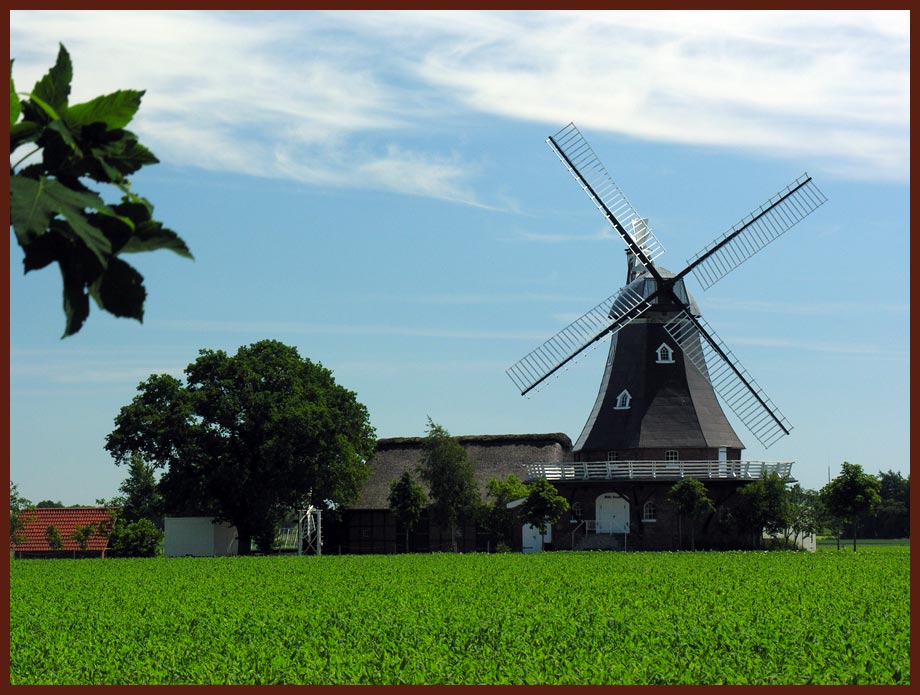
656, 343, 675, 364
642, 500, 657, 522
606, 450, 619, 462
666, 450, 679, 462
614, 389, 632, 410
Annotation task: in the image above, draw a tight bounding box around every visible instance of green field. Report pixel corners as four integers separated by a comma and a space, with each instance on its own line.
10, 547, 910, 684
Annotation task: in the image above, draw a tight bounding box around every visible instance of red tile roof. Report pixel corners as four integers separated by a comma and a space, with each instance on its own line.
11, 507, 117, 553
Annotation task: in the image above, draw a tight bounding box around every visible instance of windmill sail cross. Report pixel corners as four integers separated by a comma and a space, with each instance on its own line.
685, 174, 828, 290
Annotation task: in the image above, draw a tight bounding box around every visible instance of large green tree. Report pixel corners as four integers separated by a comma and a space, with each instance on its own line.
821, 462, 881, 551
105, 340, 377, 555
10, 44, 191, 337
667, 478, 715, 550
417, 419, 478, 552
387, 471, 427, 553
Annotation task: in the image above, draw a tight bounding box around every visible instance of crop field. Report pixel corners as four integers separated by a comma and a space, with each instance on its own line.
10, 546, 909, 685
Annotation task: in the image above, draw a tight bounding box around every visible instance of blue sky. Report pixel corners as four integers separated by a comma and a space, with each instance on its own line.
10, 10, 909, 503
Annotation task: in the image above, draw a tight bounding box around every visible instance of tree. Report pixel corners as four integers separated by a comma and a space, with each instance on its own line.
821, 462, 881, 551
521, 478, 569, 551
483, 474, 529, 550
388, 471, 427, 553
117, 453, 164, 528
869, 470, 910, 539
45, 524, 64, 551
71, 523, 95, 552
417, 419, 478, 552
667, 478, 715, 550
737, 471, 790, 548
109, 518, 163, 558
10, 44, 192, 337
105, 340, 376, 555
784, 484, 821, 549
35, 500, 65, 508
10, 482, 32, 546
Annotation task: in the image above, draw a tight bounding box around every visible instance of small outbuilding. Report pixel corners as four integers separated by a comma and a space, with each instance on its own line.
163, 517, 239, 557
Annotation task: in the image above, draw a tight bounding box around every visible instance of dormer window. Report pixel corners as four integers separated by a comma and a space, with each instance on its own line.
614, 389, 632, 410
656, 343, 675, 364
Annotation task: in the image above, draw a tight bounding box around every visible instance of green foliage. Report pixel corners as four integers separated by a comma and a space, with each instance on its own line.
521, 478, 569, 544
105, 340, 376, 555
737, 471, 791, 546
109, 518, 163, 558
417, 419, 478, 552
70, 524, 95, 551
35, 500, 65, 508
117, 453, 164, 527
388, 471, 427, 552
667, 478, 715, 550
9, 549, 910, 684
44, 524, 64, 551
10, 482, 32, 545
482, 474, 529, 548
783, 484, 821, 548
821, 462, 882, 551
9, 44, 192, 337
859, 470, 909, 539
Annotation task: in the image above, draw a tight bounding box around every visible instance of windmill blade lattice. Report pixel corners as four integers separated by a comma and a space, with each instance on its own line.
547, 123, 666, 265
685, 174, 827, 290
664, 313, 792, 449
507, 285, 654, 395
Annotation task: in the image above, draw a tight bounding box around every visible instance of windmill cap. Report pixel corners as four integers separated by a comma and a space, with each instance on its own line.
622, 264, 701, 316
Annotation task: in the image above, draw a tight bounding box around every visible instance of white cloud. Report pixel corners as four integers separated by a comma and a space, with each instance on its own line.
10, 8, 908, 208
727, 335, 908, 358
704, 297, 910, 316
154, 319, 548, 342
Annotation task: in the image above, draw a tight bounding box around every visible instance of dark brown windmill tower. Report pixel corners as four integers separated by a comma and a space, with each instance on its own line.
507, 123, 827, 550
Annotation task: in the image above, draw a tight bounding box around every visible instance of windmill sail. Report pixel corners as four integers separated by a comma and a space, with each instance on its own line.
547, 123, 665, 269
683, 174, 827, 290
663, 313, 792, 449
507, 285, 654, 395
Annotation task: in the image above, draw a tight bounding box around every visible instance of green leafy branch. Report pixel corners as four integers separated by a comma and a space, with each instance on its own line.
10, 44, 192, 337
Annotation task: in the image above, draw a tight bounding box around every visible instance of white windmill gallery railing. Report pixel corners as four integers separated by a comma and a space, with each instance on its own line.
524, 460, 793, 483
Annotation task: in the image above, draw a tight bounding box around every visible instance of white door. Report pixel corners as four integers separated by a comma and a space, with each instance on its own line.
595, 494, 630, 534
522, 523, 551, 553
718, 447, 728, 477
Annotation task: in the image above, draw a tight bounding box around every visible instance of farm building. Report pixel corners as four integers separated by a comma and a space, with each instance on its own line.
11, 507, 117, 559
326, 429, 789, 553
323, 433, 571, 554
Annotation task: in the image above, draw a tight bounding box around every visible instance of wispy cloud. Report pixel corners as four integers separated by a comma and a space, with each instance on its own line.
505, 227, 618, 243
704, 297, 910, 317
11, 8, 909, 209
155, 319, 548, 342
728, 335, 907, 358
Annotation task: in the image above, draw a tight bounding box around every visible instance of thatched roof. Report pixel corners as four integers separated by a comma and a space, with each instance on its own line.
352, 433, 572, 509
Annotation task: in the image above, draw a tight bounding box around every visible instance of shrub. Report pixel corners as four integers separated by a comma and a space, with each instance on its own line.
110, 519, 163, 557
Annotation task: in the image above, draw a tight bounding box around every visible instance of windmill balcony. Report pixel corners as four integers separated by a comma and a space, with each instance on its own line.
524, 460, 793, 483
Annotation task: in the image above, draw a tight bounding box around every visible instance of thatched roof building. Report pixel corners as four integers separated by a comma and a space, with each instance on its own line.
352, 433, 573, 509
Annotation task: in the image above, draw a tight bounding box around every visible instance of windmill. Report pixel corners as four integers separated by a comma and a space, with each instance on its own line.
507, 123, 827, 455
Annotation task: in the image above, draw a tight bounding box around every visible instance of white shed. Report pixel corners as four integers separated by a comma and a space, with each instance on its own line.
164, 517, 239, 557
